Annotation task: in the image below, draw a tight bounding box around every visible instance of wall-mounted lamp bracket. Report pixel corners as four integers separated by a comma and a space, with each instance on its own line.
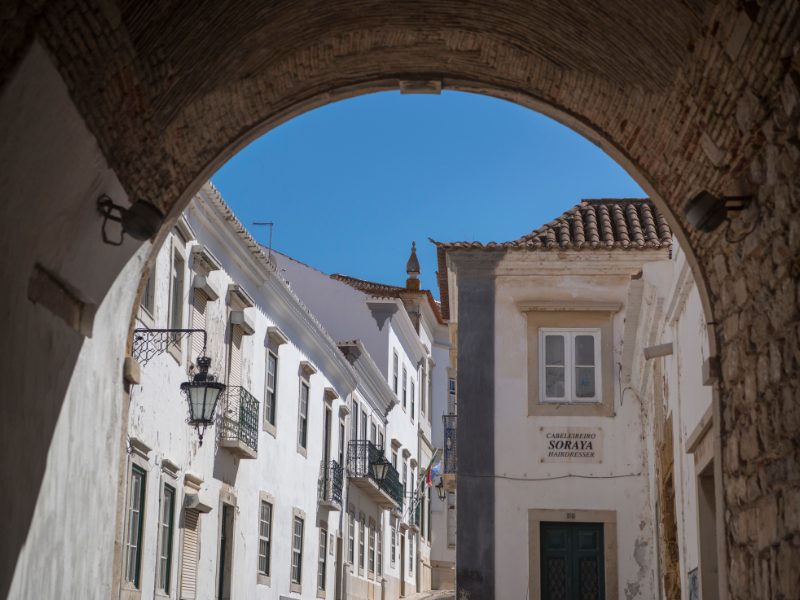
132, 327, 207, 366
98, 194, 165, 246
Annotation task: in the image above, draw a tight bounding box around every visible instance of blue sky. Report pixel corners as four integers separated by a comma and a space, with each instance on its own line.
213, 91, 643, 294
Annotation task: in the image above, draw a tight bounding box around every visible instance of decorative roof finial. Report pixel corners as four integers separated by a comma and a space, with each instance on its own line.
406, 241, 421, 290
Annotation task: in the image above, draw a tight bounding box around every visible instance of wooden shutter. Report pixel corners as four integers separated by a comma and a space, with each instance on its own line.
228, 327, 242, 388
180, 509, 200, 599
190, 290, 207, 365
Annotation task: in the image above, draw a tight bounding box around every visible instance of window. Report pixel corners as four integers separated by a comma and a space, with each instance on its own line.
391, 449, 397, 469
420, 366, 426, 417
402, 461, 408, 498
540, 329, 601, 403
291, 516, 304, 584
402, 366, 408, 409
448, 377, 457, 414
410, 378, 416, 421
376, 526, 383, 577
141, 268, 155, 316
351, 400, 359, 442
408, 533, 414, 573
298, 381, 309, 450
358, 514, 366, 572
157, 483, 175, 593
360, 409, 367, 442
370, 421, 377, 445
317, 527, 327, 591
124, 465, 146, 587
392, 351, 399, 394
169, 248, 185, 331
338, 421, 346, 465
265, 352, 278, 427
258, 500, 272, 577
377, 430, 384, 451
390, 527, 396, 566
368, 519, 376, 574
348, 511, 355, 564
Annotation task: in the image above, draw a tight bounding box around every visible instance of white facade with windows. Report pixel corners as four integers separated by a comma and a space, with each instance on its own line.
118, 183, 358, 600
273, 245, 451, 597
437, 198, 722, 600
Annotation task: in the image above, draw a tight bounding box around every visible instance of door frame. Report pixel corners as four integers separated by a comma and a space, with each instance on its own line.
528, 509, 617, 600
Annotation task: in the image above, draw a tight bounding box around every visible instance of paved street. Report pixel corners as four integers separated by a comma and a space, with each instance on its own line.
405, 591, 455, 600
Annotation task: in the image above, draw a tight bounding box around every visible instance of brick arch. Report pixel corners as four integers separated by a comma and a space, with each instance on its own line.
1, 2, 798, 599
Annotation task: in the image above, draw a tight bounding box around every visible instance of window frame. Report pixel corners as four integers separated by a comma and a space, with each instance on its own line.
392, 351, 399, 394
410, 377, 416, 421
347, 510, 355, 566
297, 379, 310, 454
264, 350, 278, 432
124, 464, 147, 589
538, 328, 602, 404
401, 366, 408, 410
390, 526, 396, 566
358, 513, 366, 574
290, 513, 305, 591
257, 494, 273, 585
157, 482, 176, 594
167, 238, 187, 362
367, 518, 376, 576
317, 525, 328, 592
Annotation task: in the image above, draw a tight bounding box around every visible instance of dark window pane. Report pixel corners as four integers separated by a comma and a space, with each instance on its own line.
575, 335, 595, 365
575, 366, 596, 397
545, 335, 565, 366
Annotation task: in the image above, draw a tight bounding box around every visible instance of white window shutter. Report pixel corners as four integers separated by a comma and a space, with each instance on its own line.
180, 509, 200, 599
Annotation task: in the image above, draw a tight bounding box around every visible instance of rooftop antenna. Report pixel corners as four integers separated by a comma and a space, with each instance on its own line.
252, 221, 274, 259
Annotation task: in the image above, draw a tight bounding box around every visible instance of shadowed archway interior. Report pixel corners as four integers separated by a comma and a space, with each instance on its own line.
0, 2, 798, 599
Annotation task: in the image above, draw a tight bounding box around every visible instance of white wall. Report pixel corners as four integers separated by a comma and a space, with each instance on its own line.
492, 252, 660, 600
2, 41, 147, 600
121, 196, 357, 600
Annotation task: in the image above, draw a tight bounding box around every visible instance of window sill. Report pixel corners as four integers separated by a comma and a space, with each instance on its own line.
257, 573, 271, 586
529, 399, 613, 418
263, 420, 277, 438
119, 586, 142, 600
290, 582, 302, 594
316, 589, 327, 598
296, 445, 307, 458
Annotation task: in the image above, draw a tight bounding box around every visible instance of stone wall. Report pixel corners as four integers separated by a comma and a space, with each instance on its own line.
0, 1, 798, 598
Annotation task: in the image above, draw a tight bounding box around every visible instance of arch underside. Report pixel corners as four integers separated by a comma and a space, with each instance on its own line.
0, 2, 798, 599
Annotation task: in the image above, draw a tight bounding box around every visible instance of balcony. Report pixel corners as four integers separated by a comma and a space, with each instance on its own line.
443, 414, 457, 491
219, 386, 259, 459
318, 460, 343, 510
347, 440, 403, 510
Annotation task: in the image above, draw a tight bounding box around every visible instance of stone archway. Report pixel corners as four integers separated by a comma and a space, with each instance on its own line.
0, 2, 797, 599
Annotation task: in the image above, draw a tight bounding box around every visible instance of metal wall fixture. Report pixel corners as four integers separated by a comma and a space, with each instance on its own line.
97, 194, 165, 245
132, 328, 225, 445
683, 191, 752, 233
435, 477, 446, 501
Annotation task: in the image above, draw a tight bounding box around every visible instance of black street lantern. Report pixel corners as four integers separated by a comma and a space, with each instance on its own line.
372, 455, 391, 482
436, 477, 446, 501
180, 356, 225, 444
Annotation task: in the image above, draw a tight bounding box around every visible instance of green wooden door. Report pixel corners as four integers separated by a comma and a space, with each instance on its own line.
541, 522, 604, 600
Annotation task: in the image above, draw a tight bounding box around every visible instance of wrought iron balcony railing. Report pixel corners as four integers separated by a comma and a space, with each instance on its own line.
219, 386, 259, 458
443, 414, 457, 474
347, 440, 404, 509
318, 460, 343, 509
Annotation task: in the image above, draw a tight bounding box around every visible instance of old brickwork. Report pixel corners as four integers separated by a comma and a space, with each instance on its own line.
1, 1, 799, 598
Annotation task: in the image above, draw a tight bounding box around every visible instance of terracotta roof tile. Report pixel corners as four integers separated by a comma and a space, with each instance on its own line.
433, 199, 672, 251
331, 274, 446, 324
